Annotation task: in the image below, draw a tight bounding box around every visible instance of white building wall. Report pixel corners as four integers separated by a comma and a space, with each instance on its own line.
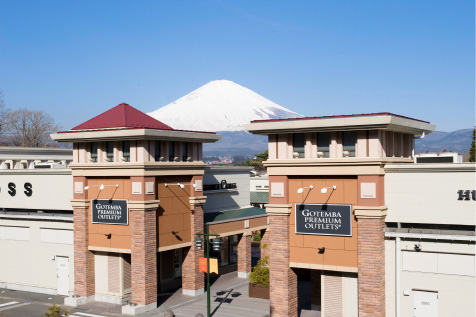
385, 163, 475, 317
385, 238, 396, 317
0, 217, 74, 295
386, 237, 475, 317
250, 177, 269, 191
0, 170, 73, 211
385, 164, 475, 225
203, 167, 252, 212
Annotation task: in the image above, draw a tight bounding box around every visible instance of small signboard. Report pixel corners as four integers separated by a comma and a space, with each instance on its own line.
295, 203, 352, 236
92, 199, 128, 225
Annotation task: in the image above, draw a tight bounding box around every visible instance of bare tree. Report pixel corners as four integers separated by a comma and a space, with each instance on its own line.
0, 88, 8, 141
4, 108, 60, 147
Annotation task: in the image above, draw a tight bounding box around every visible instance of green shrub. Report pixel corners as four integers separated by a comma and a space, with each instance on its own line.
45, 303, 70, 317
253, 231, 261, 242
249, 256, 269, 286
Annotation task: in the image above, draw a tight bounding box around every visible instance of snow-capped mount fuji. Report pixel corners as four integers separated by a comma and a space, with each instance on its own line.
148, 80, 303, 132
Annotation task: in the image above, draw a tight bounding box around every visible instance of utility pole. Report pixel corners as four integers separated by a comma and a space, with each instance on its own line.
195, 224, 221, 317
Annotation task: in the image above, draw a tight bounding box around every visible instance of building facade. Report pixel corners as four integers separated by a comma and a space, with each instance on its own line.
245, 112, 474, 317
0, 147, 74, 295
384, 163, 475, 317
49, 103, 267, 315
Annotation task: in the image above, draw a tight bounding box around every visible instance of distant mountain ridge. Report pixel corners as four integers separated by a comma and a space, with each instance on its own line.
415, 128, 473, 154
203, 131, 267, 157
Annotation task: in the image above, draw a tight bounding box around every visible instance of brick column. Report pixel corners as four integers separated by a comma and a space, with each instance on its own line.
182, 196, 206, 296
266, 204, 298, 317
355, 206, 388, 317
71, 199, 94, 298
260, 228, 269, 259
237, 233, 252, 278
129, 200, 159, 307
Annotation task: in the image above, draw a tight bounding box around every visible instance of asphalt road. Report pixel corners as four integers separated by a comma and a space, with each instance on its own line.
0, 288, 117, 317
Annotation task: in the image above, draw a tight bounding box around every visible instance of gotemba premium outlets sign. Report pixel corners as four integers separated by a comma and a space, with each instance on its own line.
295, 203, 352, 236
92, 199, 128, 225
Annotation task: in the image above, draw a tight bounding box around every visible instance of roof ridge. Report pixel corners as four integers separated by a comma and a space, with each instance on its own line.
71, 103, 175, 131
122, 103, 128, 127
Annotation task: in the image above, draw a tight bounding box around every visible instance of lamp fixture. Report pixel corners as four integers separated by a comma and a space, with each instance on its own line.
195, 236, 203, 250
84, 184, 119, 190
414, 243, 422, 251
105, 233, 112, 239
212, 237, 222, 251
165, 183, 196, 189
320, 185, 337, 194
297, 185, 313, 194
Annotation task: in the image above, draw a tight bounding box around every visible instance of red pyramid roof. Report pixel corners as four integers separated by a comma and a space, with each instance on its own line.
72, 103, 173, 131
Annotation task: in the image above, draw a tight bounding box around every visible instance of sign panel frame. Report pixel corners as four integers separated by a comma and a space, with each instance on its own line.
295, 203, 352, 237
91, 199, 129, 225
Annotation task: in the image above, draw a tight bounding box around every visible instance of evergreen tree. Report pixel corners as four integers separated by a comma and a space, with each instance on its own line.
244, 150, 268, 171
469, 127, 476, 162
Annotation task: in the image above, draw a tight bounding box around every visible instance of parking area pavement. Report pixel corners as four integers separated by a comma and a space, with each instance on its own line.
0, 288, 122, 317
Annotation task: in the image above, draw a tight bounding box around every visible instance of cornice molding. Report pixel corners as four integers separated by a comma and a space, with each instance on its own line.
385, 163, 476, 173
128, 200, 160, 210
264, 157, 413, 168
189, 196, 207, 206
70, 199, 90, 209
265, 204, 292, 216
354, 205, 388, 218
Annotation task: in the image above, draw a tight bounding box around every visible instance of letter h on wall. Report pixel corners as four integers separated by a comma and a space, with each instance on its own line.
457, 190, 476, 201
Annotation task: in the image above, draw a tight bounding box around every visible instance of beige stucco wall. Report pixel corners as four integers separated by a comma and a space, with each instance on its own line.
0, 217, 74, 295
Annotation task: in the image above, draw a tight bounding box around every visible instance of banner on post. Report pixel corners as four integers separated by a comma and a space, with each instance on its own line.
209, 258, 218, 274
199, 257, 207, 272
198, 257, 219, 274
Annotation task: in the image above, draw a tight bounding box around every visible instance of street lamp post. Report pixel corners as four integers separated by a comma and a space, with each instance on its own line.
195, 224, 221, 317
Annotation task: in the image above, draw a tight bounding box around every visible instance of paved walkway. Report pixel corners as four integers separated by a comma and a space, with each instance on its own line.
147, 272, 270, 317
0, 272, 321, 316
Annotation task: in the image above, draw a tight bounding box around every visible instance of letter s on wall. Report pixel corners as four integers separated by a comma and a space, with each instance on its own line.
24, 182, 33, 197
8, 182, 16, 196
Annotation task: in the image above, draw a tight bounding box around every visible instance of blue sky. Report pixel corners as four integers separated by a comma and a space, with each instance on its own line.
0, 1, 474, 132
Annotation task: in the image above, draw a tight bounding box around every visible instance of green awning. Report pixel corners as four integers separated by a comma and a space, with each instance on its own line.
250, 191, 269, 203
204, 207, 267, 224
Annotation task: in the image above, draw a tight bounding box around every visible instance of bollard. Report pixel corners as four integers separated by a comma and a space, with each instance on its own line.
164, 310, 174, 317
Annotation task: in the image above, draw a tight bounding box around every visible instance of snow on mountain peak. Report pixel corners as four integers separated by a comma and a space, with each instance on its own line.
147, 80, 303, 132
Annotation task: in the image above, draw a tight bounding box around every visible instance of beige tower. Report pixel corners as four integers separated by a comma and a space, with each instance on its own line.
245, 112, 435, 317
52, 103, 221, 315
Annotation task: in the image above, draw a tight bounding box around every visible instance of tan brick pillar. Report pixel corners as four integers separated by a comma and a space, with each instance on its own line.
355, 206, 388, 317
71, 199, 94, 298
237, 233, 252, 278
129, 200, 159, 307
260, 228, 269, 259
266, 204, 298, 317
182, 196, 206, 296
